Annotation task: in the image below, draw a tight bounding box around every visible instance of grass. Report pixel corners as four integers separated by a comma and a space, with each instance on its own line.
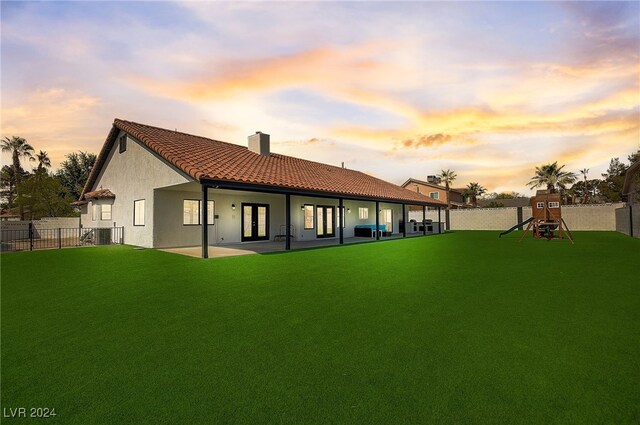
1, 231, 639, 424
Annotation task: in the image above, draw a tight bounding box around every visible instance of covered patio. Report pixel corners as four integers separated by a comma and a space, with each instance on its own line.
160, 232, 434, 259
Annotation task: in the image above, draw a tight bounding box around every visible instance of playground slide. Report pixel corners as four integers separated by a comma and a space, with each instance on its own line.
499, 217, 533, 238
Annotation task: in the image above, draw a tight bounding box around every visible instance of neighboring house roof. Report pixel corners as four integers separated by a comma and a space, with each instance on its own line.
84, 188, 115, 199
477, 197, 531, 208
400, 178, 464, 194
83, 119, 445, 206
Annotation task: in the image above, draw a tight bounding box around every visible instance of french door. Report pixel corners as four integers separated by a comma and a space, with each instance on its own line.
316, 206, 335, 238
241, 203, 269, 241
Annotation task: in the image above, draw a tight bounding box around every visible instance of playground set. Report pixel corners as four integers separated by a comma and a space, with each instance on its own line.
499, 191, 574, 243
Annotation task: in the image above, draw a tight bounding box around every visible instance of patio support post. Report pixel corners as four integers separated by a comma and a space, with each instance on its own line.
423, 206, 427, 236
438, 207, 442, 234
285, 193, 291, 250
202, 184, 209, 259
402, 204, 406, 238
375, 201, 380, 240
339, 198, 344, 245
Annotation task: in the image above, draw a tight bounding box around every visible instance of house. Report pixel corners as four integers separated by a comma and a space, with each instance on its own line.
401, 177, 472, 208
622, 160, 640, 205
77, 119, 446, 257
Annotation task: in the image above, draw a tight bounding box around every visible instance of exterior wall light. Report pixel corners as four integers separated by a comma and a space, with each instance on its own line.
301, 205, 305, 210
347, 208, 351, 213
231, 204, 236, 210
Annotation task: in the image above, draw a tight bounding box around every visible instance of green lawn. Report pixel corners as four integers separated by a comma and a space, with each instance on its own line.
2, 231, 639, 424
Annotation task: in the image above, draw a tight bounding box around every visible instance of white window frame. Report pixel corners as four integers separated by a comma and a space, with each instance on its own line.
100, 204, 112, 220
358, 207, 369, 220
429, 192, 440, 199
133, 199, 145, 226
92, 203, 98, 221
536, 202, 544, 209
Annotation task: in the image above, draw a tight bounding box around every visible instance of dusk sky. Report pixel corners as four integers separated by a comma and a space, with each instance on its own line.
2, 1, 638, 194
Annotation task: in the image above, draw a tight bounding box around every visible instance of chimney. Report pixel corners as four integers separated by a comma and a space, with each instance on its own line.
248, 131, 270, 156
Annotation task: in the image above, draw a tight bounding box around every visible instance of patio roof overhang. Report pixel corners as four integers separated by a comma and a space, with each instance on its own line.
200, 178, 444, 208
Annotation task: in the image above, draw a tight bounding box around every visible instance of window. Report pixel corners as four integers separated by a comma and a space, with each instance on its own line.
548, 202, 560, 208
429, 192, 440, 199
119, 135, 127, 153
381, 209, 393, 232
336, 206, 346, 228
183, 200, 214, 225
134, 199, 145, 226
304, 204, 314, 229
359, 207, 369, 220
92, 204, 98, 221
536, 202, 544, 209
101, 204, 112, 220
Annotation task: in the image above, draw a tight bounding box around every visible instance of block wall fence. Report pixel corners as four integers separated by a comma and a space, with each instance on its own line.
409, 203, 625, 232
615, 204, 640, 239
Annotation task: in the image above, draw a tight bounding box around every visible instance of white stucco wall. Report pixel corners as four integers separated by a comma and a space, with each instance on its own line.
80, 131, 190, 248
154, 185, 287, 248
152, 188, 409, 248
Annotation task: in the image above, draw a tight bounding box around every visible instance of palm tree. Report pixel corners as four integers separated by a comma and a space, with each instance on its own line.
579, 168, 589, 204
1, 136, 34, 187
465, 182, 487, 208
35, 150, 51, 172
528, 162, 576, 197
437, 169, 457, 210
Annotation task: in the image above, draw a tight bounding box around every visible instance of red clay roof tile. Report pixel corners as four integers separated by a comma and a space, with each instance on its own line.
82, 119, 446, 206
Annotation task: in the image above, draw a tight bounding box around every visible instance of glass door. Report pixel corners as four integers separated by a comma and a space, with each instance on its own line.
316, 206, 335, 238
241, 203, 269, 241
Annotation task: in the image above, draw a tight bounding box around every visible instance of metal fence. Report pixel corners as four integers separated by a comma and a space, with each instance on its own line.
0, 225, 124, 252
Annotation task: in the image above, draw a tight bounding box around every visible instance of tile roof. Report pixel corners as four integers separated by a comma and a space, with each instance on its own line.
83, 119, 446, 206
401, 178, 464, 194
84, 188, 115, 199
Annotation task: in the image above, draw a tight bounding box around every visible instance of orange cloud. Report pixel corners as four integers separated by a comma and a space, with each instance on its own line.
1, 88, 103, 169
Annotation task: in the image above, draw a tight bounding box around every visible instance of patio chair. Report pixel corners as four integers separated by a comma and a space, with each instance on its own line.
274, 224, 295, 242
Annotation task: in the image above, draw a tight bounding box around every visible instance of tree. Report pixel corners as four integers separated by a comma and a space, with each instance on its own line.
629, 149, 640, 165
0, 165, 28, 210
496, 191, 524, 199
1, 136, 34, 187
35, 150, 51, 172
16, 171, 75, 220
1, 136, 35, 218
56, 151, 96, 200
528, 162, 577, 203
437, 169, 457, 210
464, 182, 487, 207
579, 168, 590, 204
485, 201, 505, 208
599, 158, 627, 202
570, 179, 602, 204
